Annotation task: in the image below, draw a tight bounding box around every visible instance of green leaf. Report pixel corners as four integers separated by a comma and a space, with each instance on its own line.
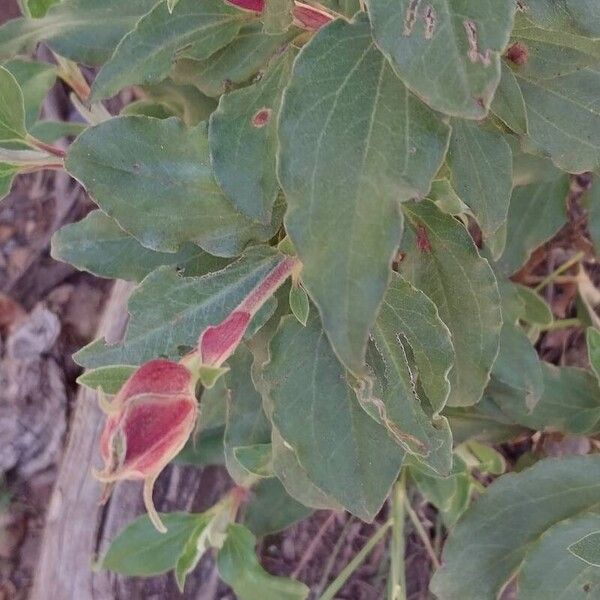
217, 524, 309, 600
174, 515, 212, 591
431, 455, 600, 600
568, 529, 600, 567
20, 0, 61, 18
367, 0, 516, 118
587, 328, 600, 384
491, 363, 600, 435
368, 273, 453, 474
178, 378, 227, 466
250, 311, 342, 512
76, 365, 136, 394
224, 346, 272, 485
0, 66, 27, 145
508, 135, 562, 187
401, 199, 502, 407
51, 210, 229, 282
509, 27, 598, 80
278, 15, 450, 374
28, 120, 85, 143
288, 284, 309, 326
370, 321, 452, 474
177, 426, 226, 466
233, 444, 273, 478
523, 0, 600, 39
199, 376, 229, 430
515, 283, 553, 327
0, 0, 158, 66
444, 397, 530, 445
270, 429, 341, 510
91, 0, 250, 100
209, 48, 293, 223
262, 313, 405, 521
377, 273, 453, 413
102, 512, 201, 576
3, 59, 55, 128
490, 62, 528, 134
491, 323, 544, 409
408, 455, 471, 527
173, 24, 292, 98
428, 178, 470, 216
121, 100, 175, 120
587, 177, 600, 254
74, 246, 285, 368
262, 0, 294, 34
321, 0, 360, 18
497, 174, 569, 275
0, 163, 17, 201
65, 117, 282, 255
507, 18, 600, 173
138, 78, 217, 126
521, 517, 600, 598
446, 119, 513, 249
463, 441, 506, 476
243, 478, 312, 536
516, 67, 600, 173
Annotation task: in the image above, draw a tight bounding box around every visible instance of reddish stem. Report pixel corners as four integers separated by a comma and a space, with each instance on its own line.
197, 256, 299, 367
28, 137, 66, 158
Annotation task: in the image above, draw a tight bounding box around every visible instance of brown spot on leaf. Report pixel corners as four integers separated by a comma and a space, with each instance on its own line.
132, 163, 141, 173
464, 20, 492, 66
423, 5, 436, 39
505, 42, 528, 65
403, 0, 421, 36
392, 250, 405, 271
416, 225, 431, 253
251, 108, 272, 128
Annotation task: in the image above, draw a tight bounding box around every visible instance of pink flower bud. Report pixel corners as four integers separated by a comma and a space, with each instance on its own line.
198, 310, 251, 368
95, 359, 198, 533
198, 256, 297, 368
225, 0, 264, 12
292, 2, 332, 30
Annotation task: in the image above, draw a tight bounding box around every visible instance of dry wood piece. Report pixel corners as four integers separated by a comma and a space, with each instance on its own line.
30, 280, 230, 599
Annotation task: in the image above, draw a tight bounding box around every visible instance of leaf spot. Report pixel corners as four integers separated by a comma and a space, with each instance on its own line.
251, 107, 272, 128
505, 42, 528, 65
423, 5, 436, 39
416, 225, 431, 253
403, 0, 421, 36
464, 20, 492, 66
132, 162, 141, 173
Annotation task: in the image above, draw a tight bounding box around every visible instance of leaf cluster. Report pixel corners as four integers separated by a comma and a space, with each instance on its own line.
3, 0, 600, 597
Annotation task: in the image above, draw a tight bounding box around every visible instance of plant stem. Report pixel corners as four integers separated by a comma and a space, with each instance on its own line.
539, 318, 582, 331
0, 147, 63, 174
53, 52, 91, 102
314, 516, 355, 595
404, 495, 440, 570
535, 251, 585, 292
291, 511, 337, 578
24, 134, 65, 158
388, 473, 407, 600
318, 519, 392, 600
70, 92, 112, 125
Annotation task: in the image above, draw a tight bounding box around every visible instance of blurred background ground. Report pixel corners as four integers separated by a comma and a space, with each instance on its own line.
0, 1, 597, 599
